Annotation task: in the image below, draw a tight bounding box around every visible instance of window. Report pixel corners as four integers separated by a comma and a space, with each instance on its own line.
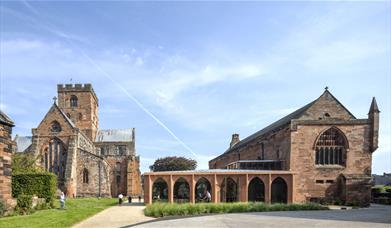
115, 162, 121, 172
315, 180, 324, 184
100, 147, 106, 155
83, 168, 89, 184
315, 128, 347, 166
70, 95, 78, 107
50, 121, 62, 133
326, 180, 334, 184
116, 145, 126, 156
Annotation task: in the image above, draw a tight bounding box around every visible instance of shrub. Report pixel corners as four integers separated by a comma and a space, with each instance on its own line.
15, 195, 33, 215
12, 173, 57, 204
0, 199, 4, 216
144, 202, 328, 217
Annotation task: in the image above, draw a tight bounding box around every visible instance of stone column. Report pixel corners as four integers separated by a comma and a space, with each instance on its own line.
265, 174, 271, 204
168, 175, 173, 203
213, 174, 218, 203
144, 175, 152, 204
190, 175, 195, 204
288, 174, 294, 203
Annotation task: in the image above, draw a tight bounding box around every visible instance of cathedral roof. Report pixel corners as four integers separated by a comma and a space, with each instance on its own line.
219, 89, 355, 156
14, 135, 32, 153
95, 129, 134, 142
0, 109, 14, 126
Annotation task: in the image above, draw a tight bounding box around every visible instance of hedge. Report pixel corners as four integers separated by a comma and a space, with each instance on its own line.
144, 202, 329, 217
12, 173, 57, 204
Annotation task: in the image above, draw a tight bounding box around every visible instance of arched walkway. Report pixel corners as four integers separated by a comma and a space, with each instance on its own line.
174, 177, 190, 203
152, 178, 168, 202
221, 177, 238, 202
248, 177, 265, 202
195, 177, 212, 203
271, 177, 288, 204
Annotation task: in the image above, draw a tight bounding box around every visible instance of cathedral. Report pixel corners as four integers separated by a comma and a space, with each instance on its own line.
14, 84, 142, 198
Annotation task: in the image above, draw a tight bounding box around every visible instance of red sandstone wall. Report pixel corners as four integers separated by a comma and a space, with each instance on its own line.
290, 124, 372, 202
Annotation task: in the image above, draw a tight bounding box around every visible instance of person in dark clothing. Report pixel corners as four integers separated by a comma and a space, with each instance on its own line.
128, 195, 132, 203
138, 195, 142, 202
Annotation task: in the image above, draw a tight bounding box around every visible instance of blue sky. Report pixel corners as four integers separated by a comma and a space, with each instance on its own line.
0, 1, 390, 174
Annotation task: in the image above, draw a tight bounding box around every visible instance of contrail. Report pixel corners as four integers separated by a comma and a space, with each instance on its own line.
20, 1, 199, 159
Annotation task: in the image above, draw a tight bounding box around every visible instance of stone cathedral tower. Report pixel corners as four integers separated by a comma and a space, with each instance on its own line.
57, 84, 99, 141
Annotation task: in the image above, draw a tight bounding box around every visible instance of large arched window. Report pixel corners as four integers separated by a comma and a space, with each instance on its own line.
315, 128, 347, 166
44, 138, 67, 186
70, 95, 78, 107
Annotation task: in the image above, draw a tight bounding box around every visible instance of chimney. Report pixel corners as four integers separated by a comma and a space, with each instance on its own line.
230, 133, 240, 148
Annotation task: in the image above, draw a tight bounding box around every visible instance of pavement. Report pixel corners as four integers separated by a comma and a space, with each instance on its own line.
72, 202, 154, 228
130, 204, 391, 228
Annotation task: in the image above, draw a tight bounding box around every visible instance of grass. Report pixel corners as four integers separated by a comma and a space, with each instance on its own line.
144, 202, 329, 217
0, 198, 116, 228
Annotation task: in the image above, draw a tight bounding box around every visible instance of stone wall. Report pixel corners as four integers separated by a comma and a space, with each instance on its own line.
0, 119, 15, 210
127, 156, 142, 196
76, 150, 110, 197
290, 123, 372, 203
209, 127, 291, 170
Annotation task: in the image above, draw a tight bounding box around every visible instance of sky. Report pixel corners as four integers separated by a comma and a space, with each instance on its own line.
0, 1, 390, 174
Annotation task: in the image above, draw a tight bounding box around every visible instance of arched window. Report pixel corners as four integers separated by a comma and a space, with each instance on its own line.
44, 138, 67, 186
50, 121, 62, 133
315, 128, 347, 166
83, 168, 89, 184
70, 95, 78, 107
115, 162, 121, 172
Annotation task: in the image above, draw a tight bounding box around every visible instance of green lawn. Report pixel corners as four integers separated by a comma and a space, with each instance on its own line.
0, 198, 116, 228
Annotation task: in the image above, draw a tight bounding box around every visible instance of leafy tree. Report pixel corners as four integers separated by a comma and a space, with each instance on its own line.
149, 156, 197, 172
12, 153, 43, 174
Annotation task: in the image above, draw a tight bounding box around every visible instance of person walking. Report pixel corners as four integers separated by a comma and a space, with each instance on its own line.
60, 192, 66, 209
138, 195, 142, 202
128, 195, 132, 204
206, 190, 211, 202
118, 193, 124, 205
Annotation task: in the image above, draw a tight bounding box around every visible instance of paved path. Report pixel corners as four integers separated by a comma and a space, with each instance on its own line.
132, 204, 391, 228
73, 202, 154, 228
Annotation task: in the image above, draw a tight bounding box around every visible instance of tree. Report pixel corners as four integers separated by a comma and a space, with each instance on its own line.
12, 153, 43, 174
149, 156, 197, 172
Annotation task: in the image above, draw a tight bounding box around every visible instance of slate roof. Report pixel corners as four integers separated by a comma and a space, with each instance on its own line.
14, 135, 32, 153
95, 129, 133, 142
0, 110, 14, 126
219, 90, 355, 156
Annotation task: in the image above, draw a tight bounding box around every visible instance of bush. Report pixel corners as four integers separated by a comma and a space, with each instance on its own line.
15, 195, 33, 215
12, 173, 57, 204
144, 202, 328, 217
0, 199, 4, 216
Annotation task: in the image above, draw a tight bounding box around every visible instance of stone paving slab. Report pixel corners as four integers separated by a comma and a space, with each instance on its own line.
72, 203, 154, 228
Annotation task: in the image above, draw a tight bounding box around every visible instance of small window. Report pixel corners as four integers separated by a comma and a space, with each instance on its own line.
83, 168, 89, 184
50, 121, 62, 132
70, 95, 78, 107
326, 180, 334, 184
324, 113, 330, 118
116, 145, 126, 156
315, 180, 324, 184
115, 162, 121, 172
